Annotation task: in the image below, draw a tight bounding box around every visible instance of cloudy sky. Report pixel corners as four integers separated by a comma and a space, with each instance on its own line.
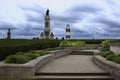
0, 0, 120, 39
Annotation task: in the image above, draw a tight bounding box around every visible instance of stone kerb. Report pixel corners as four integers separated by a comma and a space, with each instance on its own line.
71, 46, 99, 51
93, 55, 120, 80
49, 48, 72, 58
0, 49, 72, 80
71, 50, 94, 55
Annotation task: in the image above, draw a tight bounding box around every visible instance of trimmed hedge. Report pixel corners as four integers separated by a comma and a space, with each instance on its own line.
0, 40, 60, 61
67, 39, 103, 44
59, 41, 86, 47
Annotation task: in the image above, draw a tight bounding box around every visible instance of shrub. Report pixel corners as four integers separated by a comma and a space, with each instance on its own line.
101, 40, 110, 48
59, 41, 72, 47
106, 54, 116, 61
16, 52, 24, 55
5, 55, 30, 64
29, 50, 36, 53
38, 50, 48, 56
24, 53, 39, 59
76, 41, 86, 46
100, 51, 114, 58
59, 41, 86, 47
112, 56, 120, 64
71, 42, 79, 47
101, 40, 111, 52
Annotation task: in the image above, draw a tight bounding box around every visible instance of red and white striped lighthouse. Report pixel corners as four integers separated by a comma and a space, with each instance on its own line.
66, 24, 70, 40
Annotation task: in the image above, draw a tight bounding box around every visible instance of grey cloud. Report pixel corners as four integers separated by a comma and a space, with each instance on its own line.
20, 5, 44, 15
94, 17, 120, 28
0, 22, 18, 30
26, 14, 44, 23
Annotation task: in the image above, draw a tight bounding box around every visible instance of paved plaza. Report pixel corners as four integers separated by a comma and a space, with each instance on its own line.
37, 55, 106, 73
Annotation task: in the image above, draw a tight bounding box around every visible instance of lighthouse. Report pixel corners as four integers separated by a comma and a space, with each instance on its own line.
66, 24, 70, 40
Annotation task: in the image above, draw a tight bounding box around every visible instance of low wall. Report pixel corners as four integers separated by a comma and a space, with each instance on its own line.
72, 46, 99, 51
71, 50, 94, 55
49, 49, 72, 58
93, 55, 120, 80
0, 49, 72, 80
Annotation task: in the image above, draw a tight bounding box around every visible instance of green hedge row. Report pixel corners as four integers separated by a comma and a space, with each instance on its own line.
0, 40, 60, 61
59, 41, 86, 47
66, 39, 104, 44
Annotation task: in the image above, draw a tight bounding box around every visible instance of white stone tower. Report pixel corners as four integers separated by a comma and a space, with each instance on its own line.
66, 24, 70, 40
40, 9, 54, 39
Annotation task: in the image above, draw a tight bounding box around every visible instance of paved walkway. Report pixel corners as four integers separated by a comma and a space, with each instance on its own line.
37, 55, 106, 73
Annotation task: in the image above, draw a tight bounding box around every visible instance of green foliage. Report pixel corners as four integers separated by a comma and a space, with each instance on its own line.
100, 51, 114, 58
0, 40, 60, 61
59, 41, 86, 47
112, 56, 120, 64
37, 50, 48, 56
5, 55, 30, 64
100, 51, 120, 64
59, 41, 72, 47
106, 54, 116, 61
24, 52, 39, 59
76, 41, 86, 46
4, 49, 49, 64
102, 40, 111, 48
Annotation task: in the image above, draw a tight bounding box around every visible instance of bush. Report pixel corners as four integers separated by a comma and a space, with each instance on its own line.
101, 40, 111, 51
59, 41, 72, 47
4, 48, 49, 64
76, 41, 86, 46
5, 55, 30, 64
112, 56, 120, 64
100, 51, 114, 58
38, 50, 48, 56
71, 42, 79, 47
16, 52, 24, 55
100, 51, 120, 64
59, 41, 86, 47
101, 40, 110, 48
106, 54, 116, 61
24, 53, 39, 59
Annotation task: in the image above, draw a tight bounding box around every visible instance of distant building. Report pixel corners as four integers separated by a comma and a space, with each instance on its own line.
66, 24, 70, 40
40, 9, 54, 39
7, 28, 11, 39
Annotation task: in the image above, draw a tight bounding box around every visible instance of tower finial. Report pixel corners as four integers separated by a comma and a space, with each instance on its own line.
46, 9, 49, 16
